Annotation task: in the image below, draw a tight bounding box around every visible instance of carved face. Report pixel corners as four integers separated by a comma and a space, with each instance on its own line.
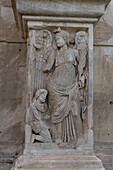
38, 92, 47, 103
75, 31, 88, 50
77, 35, 83, 42
55, 35, 66, 48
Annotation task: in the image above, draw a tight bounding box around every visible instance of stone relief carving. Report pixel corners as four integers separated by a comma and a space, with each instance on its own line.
75, 31, 88, 131
30, 28, 89, 148
31, 89, 52, 143
32, 30, 53, 91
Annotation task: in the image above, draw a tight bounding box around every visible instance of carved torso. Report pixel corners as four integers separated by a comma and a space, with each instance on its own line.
50, 48, 78, 88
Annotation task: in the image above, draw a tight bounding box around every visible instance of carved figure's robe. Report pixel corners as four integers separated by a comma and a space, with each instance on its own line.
44, 48, 82, 143
31, 101, 52, 143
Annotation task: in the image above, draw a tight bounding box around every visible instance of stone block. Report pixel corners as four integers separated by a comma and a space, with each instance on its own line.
1, 6, 15, 23
0, 0, 12, 7
93, 46, 113, 142
0, 43, 27, 153
0, 5, 25, 42
94, 1, 113, 46
12, 0, 111, 39
94, 21, 113, 45
11, 149, 105, 170
95, 141, 113, 170
0, 152, 18, 170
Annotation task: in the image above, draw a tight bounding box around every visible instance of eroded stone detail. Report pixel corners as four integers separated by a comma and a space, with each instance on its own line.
32, 30, 53, 91
29, 28, 89, 148
75, 31, 88, 131
31, 89, 52, 143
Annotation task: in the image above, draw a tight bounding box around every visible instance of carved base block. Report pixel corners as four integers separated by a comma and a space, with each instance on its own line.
12, 144, 105, 170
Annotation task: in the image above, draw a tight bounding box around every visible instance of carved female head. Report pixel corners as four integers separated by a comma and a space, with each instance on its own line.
54, 28, 69, 48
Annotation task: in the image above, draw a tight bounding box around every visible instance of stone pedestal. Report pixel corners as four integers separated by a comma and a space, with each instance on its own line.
11, 0, 111, 169
12, 144, 105, 170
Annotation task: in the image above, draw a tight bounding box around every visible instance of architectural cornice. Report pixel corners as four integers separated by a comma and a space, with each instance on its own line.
12, 0, 111, 39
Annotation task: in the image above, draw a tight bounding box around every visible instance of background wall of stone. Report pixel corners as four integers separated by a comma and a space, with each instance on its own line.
0, 0, 26, 154
0, 0, 113, 155
94, 0, 113, 143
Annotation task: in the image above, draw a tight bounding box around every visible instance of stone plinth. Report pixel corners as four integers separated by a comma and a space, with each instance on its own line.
12, 144, 105, 170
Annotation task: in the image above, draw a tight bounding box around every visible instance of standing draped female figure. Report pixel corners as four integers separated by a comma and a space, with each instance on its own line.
43, 28, 82, 147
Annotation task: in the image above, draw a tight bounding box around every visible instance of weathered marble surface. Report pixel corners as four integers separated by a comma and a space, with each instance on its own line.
0, 0, 113, 170
95, 141, 113, 170
0, 1, 25, 42
15, 0, 110, 17
25, 23, 94, 151
0, 43, 27, 153
31, 89, 52, 143
0, 1, 26, 158
0, 0, 112, 152
94, 0, 113, 45
11, 147, 105, 170
12, 0, 111, 38
0, 0, 12, 7
93, 46, 113, 142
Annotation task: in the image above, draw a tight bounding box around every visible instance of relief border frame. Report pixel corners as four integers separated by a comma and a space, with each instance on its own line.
25, 21, 93, 151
